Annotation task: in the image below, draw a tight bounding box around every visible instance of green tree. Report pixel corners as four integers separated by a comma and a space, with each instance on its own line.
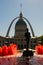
40, 35, 43, 45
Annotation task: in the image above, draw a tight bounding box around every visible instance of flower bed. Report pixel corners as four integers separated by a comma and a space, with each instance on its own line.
0, 43, 22, 65
0, 44, 18, 56
33, 44, 43, 65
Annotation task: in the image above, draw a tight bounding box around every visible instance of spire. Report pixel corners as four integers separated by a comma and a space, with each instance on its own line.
19, 3, 23, 19
20, 3, 22, 13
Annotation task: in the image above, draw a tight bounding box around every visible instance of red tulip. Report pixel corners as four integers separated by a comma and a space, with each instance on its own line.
0, 44, 18, 56
2, 45, 8, 56
0, 47, 2, 56
35, 44, 43, 55
8, 44, 17, 55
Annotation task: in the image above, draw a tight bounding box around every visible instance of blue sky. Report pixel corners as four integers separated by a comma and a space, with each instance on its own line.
0, 0, 43, 37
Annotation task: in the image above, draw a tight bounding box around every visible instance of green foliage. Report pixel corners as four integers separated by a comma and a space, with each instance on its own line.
40, 35, 43, 45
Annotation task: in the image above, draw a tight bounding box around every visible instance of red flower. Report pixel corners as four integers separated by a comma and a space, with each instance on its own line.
0, 47, 2, 56
35, 44, 43, 55
8, 44, 17, 55
10, 44, 17, 50
2, 45, 8, 56
0, 44, 19, 56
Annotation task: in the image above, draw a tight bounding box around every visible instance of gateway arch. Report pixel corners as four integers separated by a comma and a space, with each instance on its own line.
6, 13, 35, 37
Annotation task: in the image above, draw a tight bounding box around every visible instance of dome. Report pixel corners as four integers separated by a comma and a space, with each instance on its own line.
16, 19, 26, 26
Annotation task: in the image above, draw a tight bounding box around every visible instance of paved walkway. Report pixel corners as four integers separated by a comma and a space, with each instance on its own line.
16, 56, 43, 65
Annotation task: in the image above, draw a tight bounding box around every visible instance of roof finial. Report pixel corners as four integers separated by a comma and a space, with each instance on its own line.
20, 3, 22, 13
19, 3, 23, 19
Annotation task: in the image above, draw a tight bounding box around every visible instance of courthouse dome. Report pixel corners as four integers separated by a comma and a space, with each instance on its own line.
16, 19, 26, 26
16, 12, 26, 26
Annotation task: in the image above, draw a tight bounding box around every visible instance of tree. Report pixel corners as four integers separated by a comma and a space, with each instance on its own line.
40, 35, 43, 45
